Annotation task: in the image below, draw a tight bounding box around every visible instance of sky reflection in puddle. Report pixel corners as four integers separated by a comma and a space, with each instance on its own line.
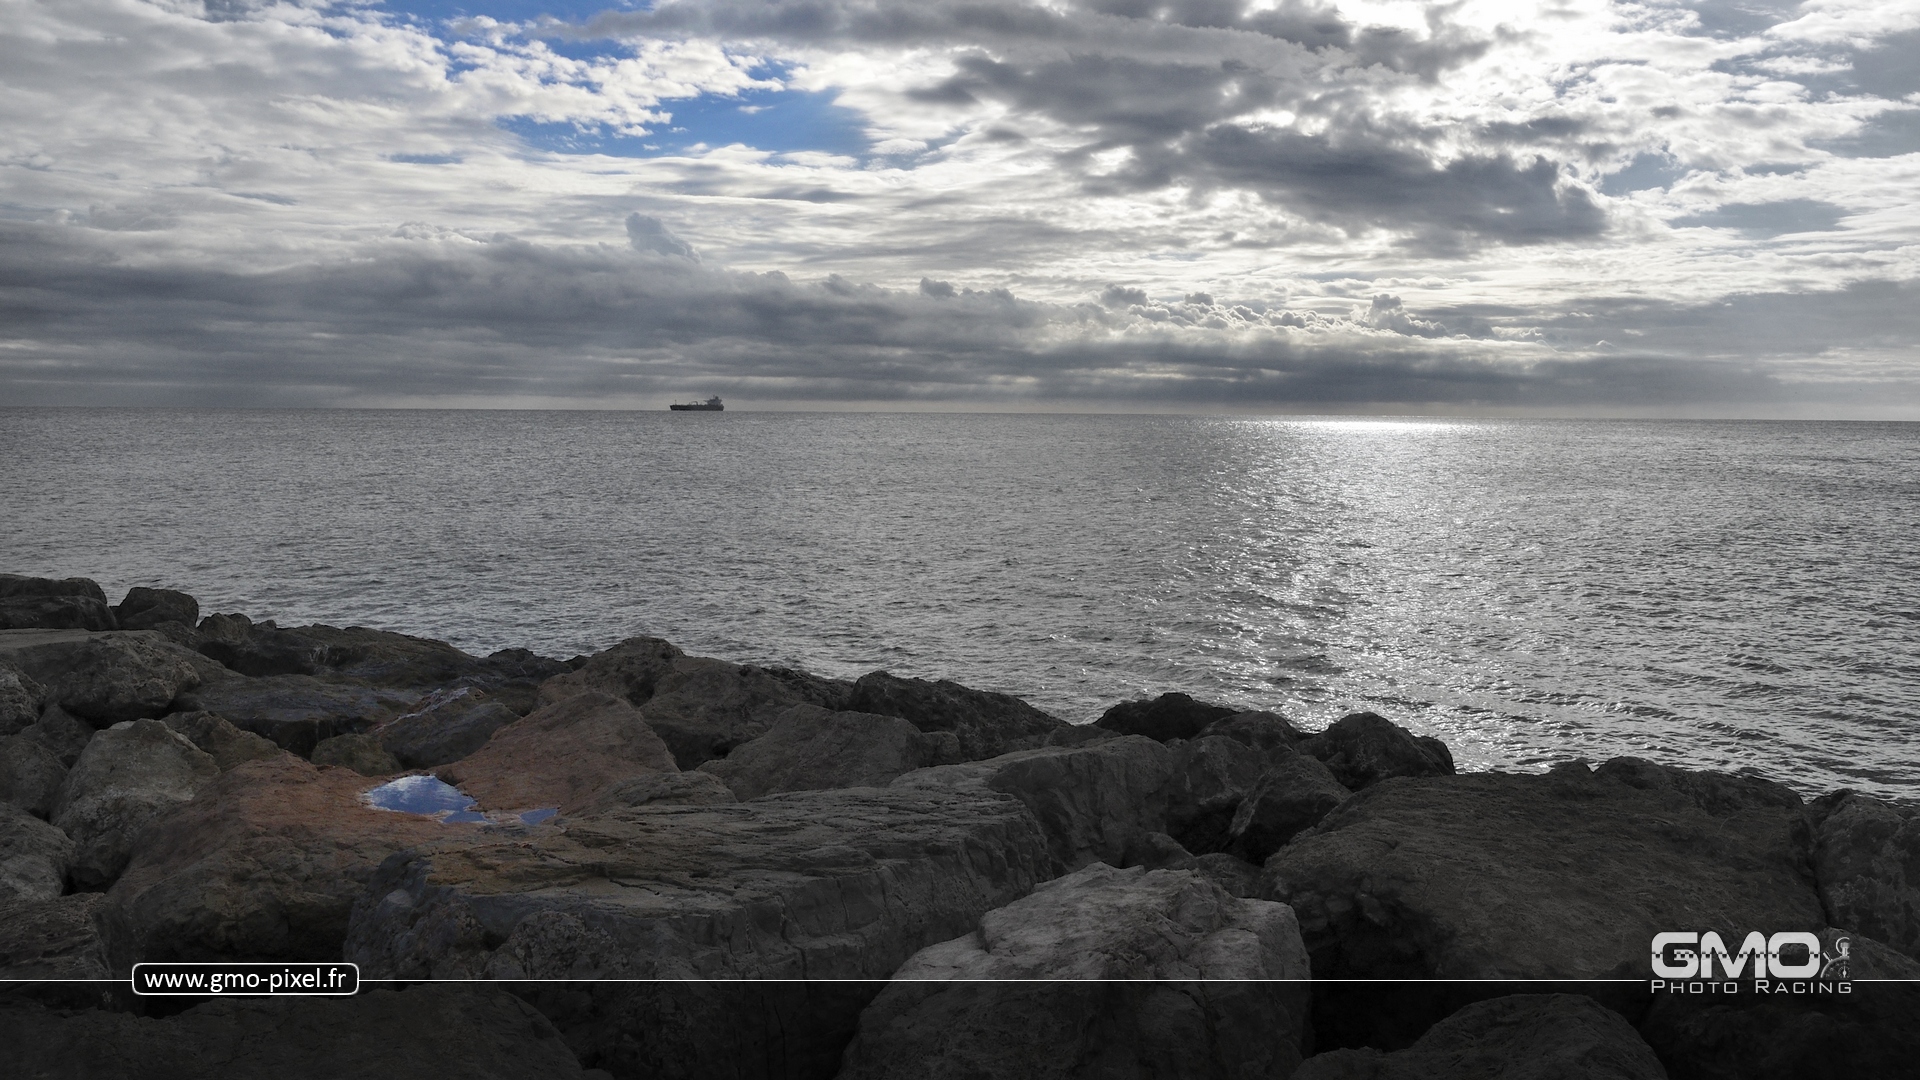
362, 774, 557, 826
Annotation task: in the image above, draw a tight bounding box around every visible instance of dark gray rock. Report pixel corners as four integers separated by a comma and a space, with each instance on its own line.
1165, 734, 1267, 854
1594, 756, 1802, 815
573, 770, 738, 814
848, 670, 1069, 761
175, 674, 416, 756
1, 630, 225, 726
1807, 791, 1919, 960
1227, 753, 1352, 862
2, 804, 74, 903
0, 659, 47, 735
52, 719, 220, 888
195, 614, 500, 689
0, 574, 109, 604
1118, 829, 1198, 870
1197, 710, 1307, 764
892, 735, 1174, 870
28, 703, 95, 766
0, 594, 119, 631
311, 733, 402, 776
436, 691, 680, 814
838, 863, 1311, 1080
535, 635, 684, 708
1261, 767, 1826, 979
1294, 994, 1666, 1080
0, 732, 66, 816
1094, 691, 1238, 743
378, 687, 519, 768
698, 704, 962, 800
161, 710, 286, 772
0, 892, 112, 980
113, 586, 200, 631
1299, 711, 1454, 790
637, 656, 852, 769
0, 982, 590, 1079
1192, 852, 1263, 898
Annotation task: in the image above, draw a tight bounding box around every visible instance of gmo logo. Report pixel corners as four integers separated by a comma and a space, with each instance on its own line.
1649, 931, 1853, 996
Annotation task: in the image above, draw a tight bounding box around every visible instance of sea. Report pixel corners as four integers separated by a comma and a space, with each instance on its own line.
3, 409, 1915, 799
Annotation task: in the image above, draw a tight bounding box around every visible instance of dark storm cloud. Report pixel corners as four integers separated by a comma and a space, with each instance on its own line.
5, 220, 1904, 410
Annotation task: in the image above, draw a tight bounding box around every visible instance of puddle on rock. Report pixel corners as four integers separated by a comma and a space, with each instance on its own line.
361, 774, 557, 827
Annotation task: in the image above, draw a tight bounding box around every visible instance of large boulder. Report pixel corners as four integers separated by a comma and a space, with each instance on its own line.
1294, 994, 1667, 1080
891, 735, 1174, 870
0, 731, 67, 816
0, 629, 224, 726
1095, 692, 1238, 743
346, 786, 1058, 1080
536, 635, 684, 707
0, 574, 108, 603
102, 756, 475, 967
0, 575, 116, 632
0, 659, 46, 735
52, 719, 220, 888
1805, 791, 1919, 961
1594, 756, 1803, 815
1164, 734, 1267, 854
838, 863, 1310, 1080
113, 586, 200, 631
0, 892, 112, 980
0, 982, 590, 1079
175, 674, 416, 756
193, 615, 498, 688
1, 804, 74, 903
1227, 752, 1352, 862
1261, 765, 1826, 980
698, 704, 961, 800
161, 710, 287, 772
311, 733, 403, 776
27, 703, 96, 766
638, 656, 853, 769
1298, 711, 1454, 790
436, 691, 680, 814
378, 686, 520, 769
848, 670, 1069, 761
1198, 710, 1306, 764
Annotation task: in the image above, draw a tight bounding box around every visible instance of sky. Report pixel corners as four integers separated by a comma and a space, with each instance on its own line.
1, 0, 1917, 413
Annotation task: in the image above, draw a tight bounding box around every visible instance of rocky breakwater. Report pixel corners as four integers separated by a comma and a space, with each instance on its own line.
4, 571, 1920, 1080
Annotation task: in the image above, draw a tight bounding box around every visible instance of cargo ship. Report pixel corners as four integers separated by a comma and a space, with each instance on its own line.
669, 396, 724, 411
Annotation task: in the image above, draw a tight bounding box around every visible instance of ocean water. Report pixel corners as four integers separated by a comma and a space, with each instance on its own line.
3, 409, 1915, 798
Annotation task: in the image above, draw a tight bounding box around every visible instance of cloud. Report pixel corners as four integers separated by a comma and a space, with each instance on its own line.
626, 213, 698, 257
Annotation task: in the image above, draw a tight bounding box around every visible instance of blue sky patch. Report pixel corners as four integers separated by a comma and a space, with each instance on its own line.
379, 0, 645, 26
504, 87, 872, 158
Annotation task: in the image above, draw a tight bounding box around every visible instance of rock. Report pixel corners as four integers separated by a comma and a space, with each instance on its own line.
1298, 711, 1454, 790
175, 674, 416, 756
28, 703, 95, 766
0, 629, 224, 726
893, 735, 1174, 871
848, 670, 1069, 761
194, 615, 526, 690
1594, 756, 1803, 815
0, 732, 66, 816
1198, 710, 1307, 764
1227, 753, 1352, 862
535, 635, 684, 707
311, 733, 402, 776
1043, 724, 1122, 747
0, 659, 47, 735
638, 656, 852, 769
378, 687, 520, 768
1294, 994, 1666, 1080
103, 756, 473, 966
1192, 852, 1263, 898
0, 982, 591, 1078
1094, 691, 1238, 743
0, 892, 112, 980
0, 573, 109, 604
1164, 734, 1267, 854
1638, 933, 1920, 1080
1806, 791, 1919, 960
51, 719, 220, 888
161, 710, 286, 771
195, 611, 316, 676
698, 704, 962, 800
573, 770, 738, 814
113, 586, 200, 631
838, 863, 1311, 1080
1261, 766, 1826, 979
437, 691, 680, 814
0, 594, 119, 630
1119, 830, 1198, 870
346, 786, 1058, 1080
2, 804, 74, 903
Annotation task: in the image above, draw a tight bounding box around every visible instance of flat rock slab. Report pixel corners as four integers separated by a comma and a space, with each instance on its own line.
1294, 994, 1666, 1080
437, 691, 679, 813
0, 982, 588, 1079
698, 704, 961, 801
176, 675, 416, 757
1262, 767, 1826, 978
103, 757, 485, 968
839, 863, 1310, 1080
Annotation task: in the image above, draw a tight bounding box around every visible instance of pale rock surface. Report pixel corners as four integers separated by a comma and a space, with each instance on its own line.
436, 691, 679, 813
52, 719, 219, 888
162, 710, 287, 771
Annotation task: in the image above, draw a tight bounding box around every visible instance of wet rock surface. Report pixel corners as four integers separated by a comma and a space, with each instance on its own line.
1262, 765, 1825, 979
0, 982, 591, 1079
847, 670, 1068, 761
436, 691, 679, 813
1295, 994, 1668, 1080
52, 719, 219, 888
698, 704, 962, 800
839, 862, 1311, 1080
